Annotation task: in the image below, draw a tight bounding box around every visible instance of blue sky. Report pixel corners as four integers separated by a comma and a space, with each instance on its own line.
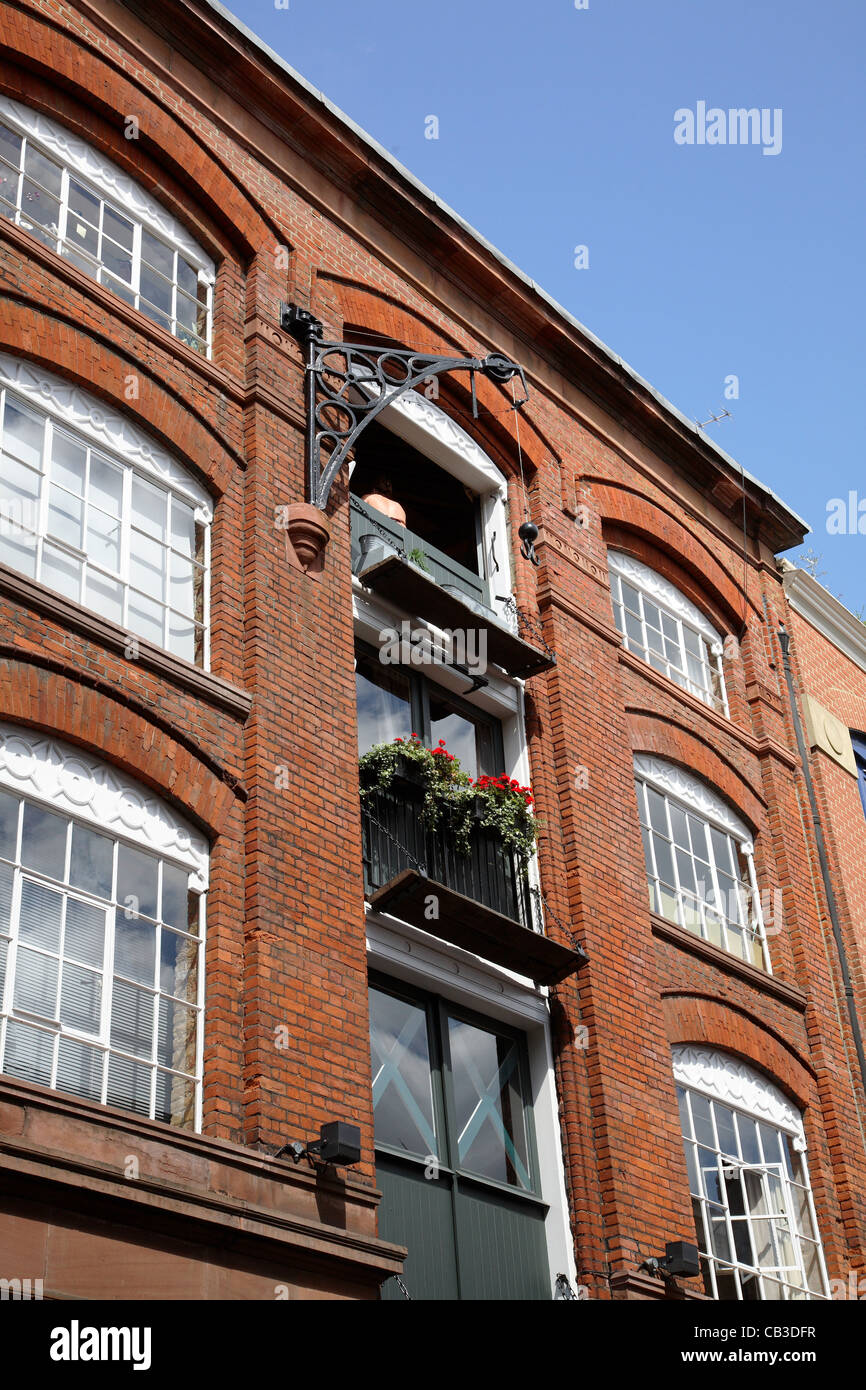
229, 0, 865, 611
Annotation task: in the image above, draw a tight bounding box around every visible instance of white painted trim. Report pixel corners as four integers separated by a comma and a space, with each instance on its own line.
366, 914, 578, 1293
608, 549, 723, 648
672, 1044, 804, 1140
634, 753, 752, 847
0, 354, 213, 523
781, 564, 866, 677
0, 96, 215, 277
0, 720, 209, 888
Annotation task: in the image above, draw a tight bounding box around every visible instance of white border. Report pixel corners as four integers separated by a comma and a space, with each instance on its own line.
0, 720, 209, 889
0, 353, 213, 523
0, 96, 215, 278
672, 1044, 804, 1141
608, 549, 723, 648
367, 912, 578, 1295
634, 753, 752, 847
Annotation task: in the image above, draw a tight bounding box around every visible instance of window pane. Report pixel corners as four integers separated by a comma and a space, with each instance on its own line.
0, 124, 22, 165
107, 1052, 151, 1116
101, 236, 132, 283
87, 506, 121, 571
14, 945, 59, 1018
448, 1015, 531, 1190
59, 961, 102, 1033
110, 978, 154, 1058
116, 844, 159, 921
20, 802, 67, 879
159, 929, 197, 1002
89, 455, 123, 515
355, 653, 412, 756
4, 398, 44, 468
69, 823, 113, 899
160, 863, 189, 931
140, 228, 173, 276
5, 1019, 54, 1084
50, 430, 86, 494
24, 144, 61, 195
170, 552, 194, 616
114, 910, 157, 987
47, 484, 83, 548
0, 790, 19, 861
127, 588, 164, 645
85, 569, 123, 624
155, 1069, 195, 1127
157, 996, 196, 1071
0, 862, 13, 935
56, 1035, 103, 1102
103, 204, 133, 249
64, 898, 105, 968
369, 987, 437, 1158
18, 879, 63, 951
129, 531, 165, 599
170, 498, 196, 558
132, 476, 167, 541
140, 265, 173, 315
0, 523, 36, 577
42, 543, 82, 602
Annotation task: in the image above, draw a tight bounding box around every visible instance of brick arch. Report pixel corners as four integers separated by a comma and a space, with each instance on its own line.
0, 658, 236, 839
321, 275, 558, 479
593, 481, 753, 631
662, 994, 816, 1112
628, 711, 766, 832
0, 23, 275, 259
0, 305, 238, 497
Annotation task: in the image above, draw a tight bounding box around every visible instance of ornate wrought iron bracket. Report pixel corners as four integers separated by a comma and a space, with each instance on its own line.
281, 303, 529, 510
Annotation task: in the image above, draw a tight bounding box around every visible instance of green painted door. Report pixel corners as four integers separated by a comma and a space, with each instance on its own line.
370, 976, 551, 1301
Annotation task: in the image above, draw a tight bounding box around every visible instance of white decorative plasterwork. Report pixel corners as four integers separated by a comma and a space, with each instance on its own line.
0, 354, 212, 523
634, 754, 752, 847
0, 96, 214, 277
0, 721, 209, 889
384, 389, 508, 496
672, 1045, 804, 1141
608, 550, 723, 649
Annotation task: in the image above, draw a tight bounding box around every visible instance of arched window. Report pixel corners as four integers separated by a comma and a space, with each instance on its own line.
0, 722, 207, 1129
0, 97, 214, 354
608, 550, 728, 714
0, 354, 211, 665
634, 755, 769, 970
673, 1045, 829, 1300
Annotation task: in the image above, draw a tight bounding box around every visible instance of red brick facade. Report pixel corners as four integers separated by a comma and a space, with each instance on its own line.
0, 0, 863, 1301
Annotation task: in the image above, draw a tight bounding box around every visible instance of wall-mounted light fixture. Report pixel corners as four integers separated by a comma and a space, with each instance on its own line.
639, 1241, 700, 1282
275, 1121, 362, 1169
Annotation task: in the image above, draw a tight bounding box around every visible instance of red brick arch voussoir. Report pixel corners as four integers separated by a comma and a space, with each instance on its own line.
0, 659, 235, 840
0, 304, 237, 498
629, 712, 766, 835
663, 994, 816, 1112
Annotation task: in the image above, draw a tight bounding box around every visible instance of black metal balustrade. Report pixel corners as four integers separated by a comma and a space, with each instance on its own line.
360, 769, 585, 984
361, 770, 535, 929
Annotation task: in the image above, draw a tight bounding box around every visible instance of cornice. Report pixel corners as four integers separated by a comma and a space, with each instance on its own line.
652, 915, 807, 1011
0, 562, 253, 721
782, 566, 866, 676
73, 0, 807, 552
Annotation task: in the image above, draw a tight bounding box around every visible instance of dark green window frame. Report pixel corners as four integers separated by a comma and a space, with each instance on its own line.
369, 971, 543, 1199
355, 639, 505, 775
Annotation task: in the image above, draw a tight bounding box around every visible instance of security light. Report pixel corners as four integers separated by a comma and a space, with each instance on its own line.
640, 1241, 700, 1281
275, 1121, 362, 1169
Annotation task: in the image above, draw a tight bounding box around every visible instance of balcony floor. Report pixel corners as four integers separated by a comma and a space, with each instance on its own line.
369, 868, 586, 985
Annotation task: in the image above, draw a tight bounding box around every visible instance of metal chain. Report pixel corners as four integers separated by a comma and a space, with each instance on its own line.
392, 1274, 412, 1300
362, 800, 429, 878
529, 885, 586, 958
497, 593, 556, 662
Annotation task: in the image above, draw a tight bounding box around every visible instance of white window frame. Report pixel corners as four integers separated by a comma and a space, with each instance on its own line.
635, 754, 770, 971
608, 549, 729, 715
0, 721, 207, 1130
0, 97, 215, 356
673, 1045, 830, 1301
349, 382, 515, 630
0, 353, 212, 667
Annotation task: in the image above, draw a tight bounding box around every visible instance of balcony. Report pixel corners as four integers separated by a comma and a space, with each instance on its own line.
351, 497, 555, 681
361, 768, 584, 985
